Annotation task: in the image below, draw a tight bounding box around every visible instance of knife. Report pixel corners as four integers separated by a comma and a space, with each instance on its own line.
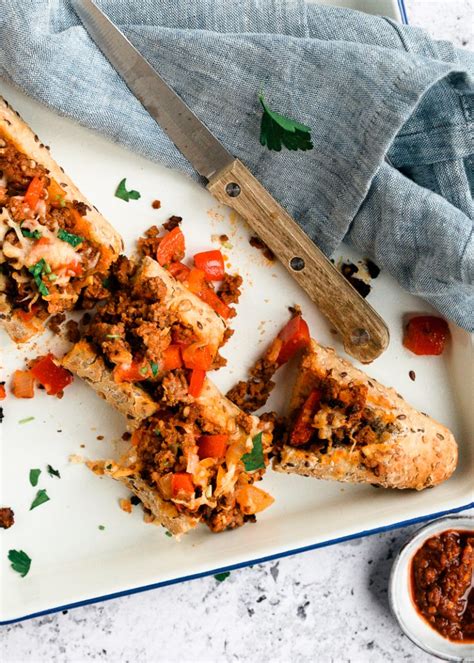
72, 0, 389, 363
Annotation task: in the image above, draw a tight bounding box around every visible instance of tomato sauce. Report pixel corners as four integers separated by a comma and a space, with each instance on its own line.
410, 529, 474, 642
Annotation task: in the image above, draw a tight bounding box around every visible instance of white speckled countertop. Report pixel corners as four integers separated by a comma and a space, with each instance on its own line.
1, 2, 473, 661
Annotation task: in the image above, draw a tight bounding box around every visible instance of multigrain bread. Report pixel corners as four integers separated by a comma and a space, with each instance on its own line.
0, 96, 122, 342
273, 339, 458, 490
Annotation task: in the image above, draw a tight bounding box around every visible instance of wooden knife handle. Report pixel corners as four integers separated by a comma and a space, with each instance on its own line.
208, 159, 389, 363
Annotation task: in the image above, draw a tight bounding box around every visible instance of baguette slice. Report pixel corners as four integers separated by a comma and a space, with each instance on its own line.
273, 339, 458, 490
0, 96, 122, 342
93, 379, 270, 536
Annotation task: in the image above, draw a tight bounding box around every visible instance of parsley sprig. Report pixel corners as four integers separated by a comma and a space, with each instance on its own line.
115, 178, 141, 202
259, 93, 313, 152
30, 489, 50, 511
241, 432, 265, 472
8, 550, 31, 577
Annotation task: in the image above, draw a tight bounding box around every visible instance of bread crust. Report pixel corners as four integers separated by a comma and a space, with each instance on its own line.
0, 96, 123, 342
62, 340, 158, 429
273, 340, 458, 490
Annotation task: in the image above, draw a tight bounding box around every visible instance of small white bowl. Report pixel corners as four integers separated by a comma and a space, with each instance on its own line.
389, 515, 474, 662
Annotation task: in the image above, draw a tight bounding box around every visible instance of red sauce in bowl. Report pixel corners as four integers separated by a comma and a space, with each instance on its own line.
410, 529, 474, 642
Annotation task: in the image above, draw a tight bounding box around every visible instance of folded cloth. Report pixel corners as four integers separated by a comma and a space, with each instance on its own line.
0, 1, 472, 330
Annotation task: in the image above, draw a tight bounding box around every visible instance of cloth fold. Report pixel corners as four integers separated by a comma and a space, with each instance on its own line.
0, 1, 472, 329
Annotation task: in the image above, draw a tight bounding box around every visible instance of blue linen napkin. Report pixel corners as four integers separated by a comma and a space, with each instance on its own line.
0, 1, 472, 330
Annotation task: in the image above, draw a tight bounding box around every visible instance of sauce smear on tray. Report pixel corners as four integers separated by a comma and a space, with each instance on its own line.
411, 529, 474, 642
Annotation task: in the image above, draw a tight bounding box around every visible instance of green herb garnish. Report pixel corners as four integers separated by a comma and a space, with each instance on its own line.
21, 227, 42, 240
102, 277, 112, 290
30, 489, 50, 511
115, 178, 141, 203
28, 259, 50, 297
259, 93, 313, 152
29, 468, 41, 487
139, 366, 149, 376
47, 464, 61, 479
98, 525, 105, 531
8, 550, 31, 577
150, 362, 159, 377
48, 274, 58, 281
154, 429, 162, 438
214, 572, 230, 582
165, 530, 172, 538
57, 229, 83, 247
241, 432, 265, 472
19, 416, 35, 425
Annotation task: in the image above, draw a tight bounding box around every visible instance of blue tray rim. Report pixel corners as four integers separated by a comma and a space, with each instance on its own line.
2, 500, 472, 626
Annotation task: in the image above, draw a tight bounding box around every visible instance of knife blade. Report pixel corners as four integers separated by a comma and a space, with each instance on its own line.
72, 0, 389, 362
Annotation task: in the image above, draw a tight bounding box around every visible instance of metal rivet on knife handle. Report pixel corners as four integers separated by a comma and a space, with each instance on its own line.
225, 182, 241, 197
350, 328, 371, 347
208, 159, 390, 363
290, 257, 305, 271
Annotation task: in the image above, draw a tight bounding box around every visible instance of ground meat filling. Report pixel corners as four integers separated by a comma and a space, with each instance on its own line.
87, 257, 178, 369
411, 530, 474, 641
227, 354, 279, 414
0, 506, 15, 529
0, 136, 110, 317
133, 408, 260, 532
287, 372, 398, 452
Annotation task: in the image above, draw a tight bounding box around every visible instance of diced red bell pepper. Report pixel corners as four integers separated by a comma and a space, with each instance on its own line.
47, 179, 66, 207
403, 316, 450, 356
188, 368, 206, 398
0, 383, 6, 400
156, 227, 185, 266
197, 434, 229, 459
162, 345, 183, 371
10, 370, 35, 399
16, 305, 38, 323
186, 268, 231, 319
290, 389, 321, 446
113, 360, 149, 383
182, 343, 213, 371
31, 354, 73, 396
193, 250, 225, 281
171, 472, 195, 498
277, 314, 310, 365
168, 261, 191, 282
24, 176, 45, 210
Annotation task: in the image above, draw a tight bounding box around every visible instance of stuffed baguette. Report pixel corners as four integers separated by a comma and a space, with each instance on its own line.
273, 339, 457, 490
89, 379, 273, 535
61, 254, 227, 425
0, 96, 122, 342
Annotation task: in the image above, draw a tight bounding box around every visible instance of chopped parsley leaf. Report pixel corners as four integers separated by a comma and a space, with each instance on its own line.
57, 229, 83, 247
30, 489, 50, 511
19, 416, 35, 424
21, 227, 42, 240
241, 432, 265, 472
28, 260, 49, 297
259, 93, 313, 152
29, 468, 41, 487
115, 178, 141, 203
150, 361, 159, 377
139, 366, 149, 376
165, 530, 173, 537
98, 525, 105, 531
102, 277, 112, 290
214, 572, 230, 582
8, 550, 31, 577
47, 464, 61, 479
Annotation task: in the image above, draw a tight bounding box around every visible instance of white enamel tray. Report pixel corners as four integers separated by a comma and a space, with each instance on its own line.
2, 0, 472, 625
